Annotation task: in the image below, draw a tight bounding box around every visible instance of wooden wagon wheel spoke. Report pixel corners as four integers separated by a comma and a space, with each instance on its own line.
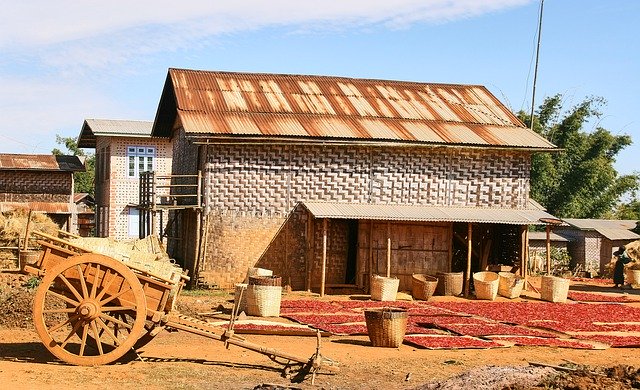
95, 269, 114, 302
100, 287, 133, 306
90, 321, 104, 355
56, 273, 84, 302
90, 263, 101, 299
47, 289, 80, 307
77, 264, 90, 299
33, 254, 147, 366
79, 324, 89, 357
96, 318, 121, 346
100, 313, 133, 329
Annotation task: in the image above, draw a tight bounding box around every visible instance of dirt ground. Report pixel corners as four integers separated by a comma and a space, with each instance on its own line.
2, 271, 640, 390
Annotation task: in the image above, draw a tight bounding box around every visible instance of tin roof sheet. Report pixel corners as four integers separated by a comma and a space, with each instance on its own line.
299, 202, 557, 225
594, 228, 640, 241
562, 219, 638, 231
78, 119, 154, 148
528, 231, 570, 242
0, 154, 85, 172
0, 202, 72, 214
152, 69, 556, 150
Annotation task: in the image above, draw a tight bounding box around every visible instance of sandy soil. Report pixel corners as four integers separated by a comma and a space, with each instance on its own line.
2, 272, 640, 389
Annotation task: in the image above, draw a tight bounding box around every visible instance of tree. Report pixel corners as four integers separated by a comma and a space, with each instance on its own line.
518, 95, 639, 219
52, 135, 95, 196
611, 200, 640, 221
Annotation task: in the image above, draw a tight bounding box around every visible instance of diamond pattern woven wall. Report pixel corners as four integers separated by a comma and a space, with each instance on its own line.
197, 143, 531, 288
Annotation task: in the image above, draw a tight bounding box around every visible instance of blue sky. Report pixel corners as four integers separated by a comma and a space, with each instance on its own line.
0, 0, 638, 176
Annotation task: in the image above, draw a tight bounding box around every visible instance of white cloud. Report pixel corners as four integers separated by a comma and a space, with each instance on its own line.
3, 0, 532, 70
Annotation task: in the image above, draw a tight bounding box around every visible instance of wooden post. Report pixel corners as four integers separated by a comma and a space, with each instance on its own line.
546, 224, 551, 275
22, 210, 33, 251
464, 223, 472, 297
386, 222, 391, 278
521, 226, 528, 290
305, 213, 314, 292
368, 221, 373, 293
320, 219, 328, 297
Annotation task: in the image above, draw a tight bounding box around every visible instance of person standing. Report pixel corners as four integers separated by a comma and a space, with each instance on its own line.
613, 246, 631, 288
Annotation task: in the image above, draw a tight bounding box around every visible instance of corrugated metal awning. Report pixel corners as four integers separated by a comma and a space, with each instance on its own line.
594, 228, 640, 241
0, 202, 73, 214
299, 202, 558, 225
528, 231, 570, 242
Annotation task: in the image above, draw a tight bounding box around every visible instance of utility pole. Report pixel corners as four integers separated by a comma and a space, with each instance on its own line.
530, 0, 545, 131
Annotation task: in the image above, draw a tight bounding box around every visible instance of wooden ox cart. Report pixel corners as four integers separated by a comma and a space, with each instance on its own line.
22, 231, 337, 382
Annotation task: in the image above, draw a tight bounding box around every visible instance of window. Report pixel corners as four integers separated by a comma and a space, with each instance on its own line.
127, 146, 155, 178
128, 208, 139, 237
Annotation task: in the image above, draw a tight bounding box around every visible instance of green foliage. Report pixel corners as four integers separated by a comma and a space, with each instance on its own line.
53, 135, 95, 196
610, 199, 640, 221
23, 276, 41, 290
518, 95, 640, 218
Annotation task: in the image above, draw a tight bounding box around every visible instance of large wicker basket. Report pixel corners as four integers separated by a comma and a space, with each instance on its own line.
246, 285, 282, 317
540, 275, 570, 303
435, 272, 464, 296
626, 269, 640, 288
248, 275, 282, 286
473, 271, 499, 300
370, 275, 399, 301
498, 272, 524, 299
364, 308, 408, 348
411, 274, 438, 301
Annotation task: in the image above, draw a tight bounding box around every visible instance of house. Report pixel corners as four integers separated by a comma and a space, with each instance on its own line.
0, 153, 85, 231
77, 119, 172, 240
150, 68, 559, 291
527, 231, 569, 273
554, 218, 640, 274
74, 193, 95, 237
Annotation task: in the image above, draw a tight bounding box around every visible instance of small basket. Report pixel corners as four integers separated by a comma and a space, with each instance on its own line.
540, 275, 570, 303
248, 275, 282, 286
246, 285, 282, 317
364, 307, 408, 348
498, 272, 524, 299
18, 250, 41, 270
473, 271, 499, 300
234, 283, 248, 313
370, 275, 399, 301
411, 274, 438, 301
435, 272, 464, 296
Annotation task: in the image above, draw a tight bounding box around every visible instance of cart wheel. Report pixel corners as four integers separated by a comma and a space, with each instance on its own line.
33, 254, 147, 366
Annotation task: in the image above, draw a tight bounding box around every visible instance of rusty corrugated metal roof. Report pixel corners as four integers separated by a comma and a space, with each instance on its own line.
152, 68, 556, 150
0, 202, 72, 214
0, 154, 85, 172
528, 232, 570, 242
78, 119, 154, 148
594, 228, 640, 241
299, 202, 556, 225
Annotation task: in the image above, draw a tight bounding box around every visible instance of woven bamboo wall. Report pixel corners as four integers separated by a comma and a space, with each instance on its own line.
193, 142, 531, 289
0, 171, 71, 201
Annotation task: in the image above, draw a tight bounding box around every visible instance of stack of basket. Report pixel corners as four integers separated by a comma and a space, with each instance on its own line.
540, 275, 570, 303
497, 272, 524, 299
411, 274, 438, 301
370, 275, 399, 301
473, 271, 499, 300
435, 272, 464, 296
246, 275, 282, 317
364, 307, 408, 348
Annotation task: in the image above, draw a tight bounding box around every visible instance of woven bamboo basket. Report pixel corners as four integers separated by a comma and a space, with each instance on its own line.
411, 274, 438, 301
435, 272, 464, 296
540, 275, 570, 303
364, 308, 408, 348
234, 283, 248, 313
498, 272, 524, 299
246, 285, 282, 317
370, 275, 399, 301
248, 275, 282, 286
626, 269, 640, 288
473, 271, 499, 300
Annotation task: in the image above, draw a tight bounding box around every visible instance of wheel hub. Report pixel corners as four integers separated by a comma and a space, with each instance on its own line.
77, 300, 100, 321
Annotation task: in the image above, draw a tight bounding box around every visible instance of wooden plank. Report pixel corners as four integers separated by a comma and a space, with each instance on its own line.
465, 223, 472, 298
320, 219, 328, 297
